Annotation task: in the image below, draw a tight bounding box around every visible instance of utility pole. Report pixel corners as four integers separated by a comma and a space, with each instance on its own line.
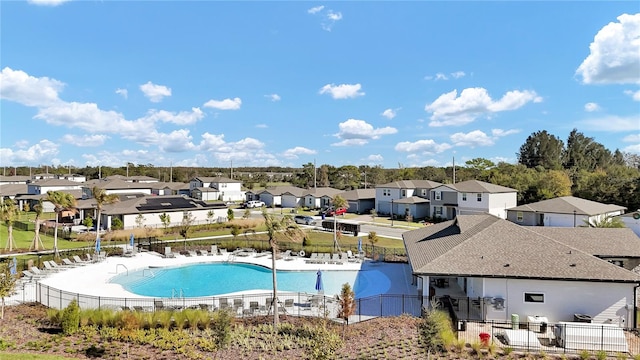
230, 160, 233, 179
313, 159, 316, 189
170, 161, 173, 183
452, 156, 456, 184
126, 163, 129, 177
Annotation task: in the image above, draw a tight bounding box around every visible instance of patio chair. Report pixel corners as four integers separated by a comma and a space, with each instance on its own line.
22, 270, 45, 280
73, 255, 89, 264
249, 301, 260, 315
219, 298, 231, 311
43, 261, 62, 272
62, 258, 82, 267
233, 299, 243, 312
154, 300, 165, 311
284, 299, 294, 312
188, 250, 198, 257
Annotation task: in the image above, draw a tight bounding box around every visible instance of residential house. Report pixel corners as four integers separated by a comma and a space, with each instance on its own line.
280, 186, 307, 208
375, 180, 442, 218
189, 177, 243, 202
0, 175, 31, 185
57, 173, 87, 183
84, 179, 154, 196
506, 196, 627, 227
101, 195, 228, 230
617, 210, 640, 238
303, 187, 343, 209
338, 188, 376, 214
403, 214, 640, 326
150, 181, 190, 196
430, 180, 517, 220
258, 186, 305, 207
104, 175, 159, 183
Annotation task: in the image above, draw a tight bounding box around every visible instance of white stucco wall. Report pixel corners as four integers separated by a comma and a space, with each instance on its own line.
281, 194, 301, 208
543, 213, 588, 227
482, 278, 635, 326
487, 192, 517, 219
118, 208, 230, 229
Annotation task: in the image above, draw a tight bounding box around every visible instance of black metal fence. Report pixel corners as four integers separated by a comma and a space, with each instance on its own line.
458, 319, 639, 357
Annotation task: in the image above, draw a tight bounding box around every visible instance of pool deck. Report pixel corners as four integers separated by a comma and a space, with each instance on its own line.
38, 250, 369, 299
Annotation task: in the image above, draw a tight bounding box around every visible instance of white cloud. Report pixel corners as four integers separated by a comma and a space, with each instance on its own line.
307, 5, 324, 14
197, 135, 280, 166
624, 89, 640, 101
491, 128, 520, 137
381, 108, 398, 119
319, 83, 364, 99
115, 88, 128, 99
584, 102, 601, 112
0, 140, 59, 165
450, 130, 495, 147
425, 87, 542, 127
141, 107, 204, 125
576, 13, 640, 84
0, 67, 64, 107
435, 73, 448, 81
27, 0, 70, 6
365, 154, 384, 163
578, 114, 640, 132
139, 81, 172, 103
394, 139, 452, 154
265, 93, 281, 102
34, 102, 137, 133
451, 71, 466, 79
333, 119, 397, 146
282, 146, 317, 159
256, 124, 268, 128
623, 134, 640, 142
203, 97, 242, 110
157, 129, 196, 153
61, 134, 109, 147
327, 10, 342, 21
623, 144, 640, 153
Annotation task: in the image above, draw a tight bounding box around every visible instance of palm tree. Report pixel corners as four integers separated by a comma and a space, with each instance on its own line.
0, 198, 18, 251
262, 209, 305, 328
91, 186, 120, 246
44, 191, 77, 258
583, 215, 626, 228
30, 199, 45, 251
331, 195, 349, 252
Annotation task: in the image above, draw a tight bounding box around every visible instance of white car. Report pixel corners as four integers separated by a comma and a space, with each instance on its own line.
244, 200, 265, 208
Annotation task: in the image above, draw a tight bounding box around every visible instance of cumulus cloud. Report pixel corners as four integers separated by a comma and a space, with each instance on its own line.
307, 5, 324, 14
623, 144, 640, 153
576, 13, 640, 84
27, 0, 69, 6
451, 71, 466, 79
394, 139, 452, 154
157, 129, 197, 153
425, 87, 542, 127
332, 119, 397, 146
282, 146, 317, 159
0, 67, 64, 107
203, 97, 242, 110
623, 133, 640, 142
381, 108, 398, 119
366, 154, 384, 163
584, 102, 601, 112
450, 130, 496, 147
265, 93, 281, 102
578, 114, 640, 132
308, 6, 342, 31
139, 81, 172, 102
491, 129, 520, 137
319, 83, 364, 99
141, 107, 204, 125
0, 140, 59, 165
115, 88, 128, 99
60, 134, 109, 147
624, 89, 640, 101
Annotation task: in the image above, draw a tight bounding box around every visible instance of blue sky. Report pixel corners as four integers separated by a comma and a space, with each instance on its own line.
1, 1, 638, 170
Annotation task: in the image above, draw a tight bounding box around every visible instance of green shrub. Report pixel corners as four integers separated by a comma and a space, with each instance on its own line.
210, 309, 233, 349
61, 300, 81, 335
595, 350, 607, 360
418, 308, 455, 353
579, 349, 591, 360
306, 322, 343, 360
0, 337, 15, 350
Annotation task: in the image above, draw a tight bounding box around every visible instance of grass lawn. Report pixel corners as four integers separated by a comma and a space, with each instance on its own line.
0, 354, 75, 360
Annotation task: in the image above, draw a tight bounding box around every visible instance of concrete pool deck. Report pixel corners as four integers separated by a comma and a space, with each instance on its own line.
37, 250, 415, 300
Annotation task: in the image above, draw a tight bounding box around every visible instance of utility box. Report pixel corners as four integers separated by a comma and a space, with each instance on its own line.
554, 322, 629, 352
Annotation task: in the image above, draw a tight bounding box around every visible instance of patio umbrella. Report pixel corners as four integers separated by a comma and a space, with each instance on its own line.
315, 270, 324, 293
9, 257, 17, 276
129, 233, 135, 249
95, 235, 101, 254
357, 237, 363, 253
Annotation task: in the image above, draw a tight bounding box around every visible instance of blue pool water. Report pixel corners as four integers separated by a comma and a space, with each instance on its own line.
110, 262, 408, 298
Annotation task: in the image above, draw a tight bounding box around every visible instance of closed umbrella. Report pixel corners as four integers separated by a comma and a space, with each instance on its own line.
9, 257, 17, 275
315, 270, 324, 293
130, 233, 135, 249
357, 237, 363, 253
95, 235, 101, 254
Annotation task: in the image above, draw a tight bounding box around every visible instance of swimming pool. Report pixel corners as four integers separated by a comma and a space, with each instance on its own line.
110, 262, 400, 298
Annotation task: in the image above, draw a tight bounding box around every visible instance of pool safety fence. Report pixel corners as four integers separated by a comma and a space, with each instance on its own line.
457, 319, 639, 357
35, 282, 428, 320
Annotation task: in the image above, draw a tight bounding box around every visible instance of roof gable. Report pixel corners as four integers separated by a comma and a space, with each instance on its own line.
508, 196, 626, 215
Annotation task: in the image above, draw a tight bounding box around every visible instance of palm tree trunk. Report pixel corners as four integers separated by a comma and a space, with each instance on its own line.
6, 224, 14, 251
53, 215, 59, 258
31, 219, 42, 251
95, 209, 101, 245
271, 240, 278, 329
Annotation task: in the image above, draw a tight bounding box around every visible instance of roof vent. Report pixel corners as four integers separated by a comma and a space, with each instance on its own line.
570, 263, 576, 267
504, 264, 510, 267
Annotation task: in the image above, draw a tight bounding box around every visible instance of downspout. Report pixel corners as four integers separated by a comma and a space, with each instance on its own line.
635, 283, 639, 328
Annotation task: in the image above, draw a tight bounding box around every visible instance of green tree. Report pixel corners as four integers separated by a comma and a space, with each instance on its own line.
179, 211, 195, 242
30, 199, 46, 251
0, 262, 18, 319
227, 208, 234, 221
337, 283, 356, 334
230, 225, 240, 239
207, 210, 215, 224
159, 212, 171, 231
583, 215, 626, 228
44, 191, 77, 258
135, 214, 146, 228
262, 210, 305, 328
331, 195, 349, 252
0, 198, 18, 251
536, 169, 572, 200
91, 186, 119, 245
368, 231, 379, 260
111, 218, 123, 230
518, 130, 564, 170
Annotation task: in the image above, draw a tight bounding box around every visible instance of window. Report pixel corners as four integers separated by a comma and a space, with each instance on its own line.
383, 189, 390, 196
421, 189, 427, 196
435, 206, 442, 216
435, 191, 441, 201
517, 212, 523, 222
477, 193, 482, 202
524, 293, 544, 303
401, 190, 406, 197
462, 193, 467, 201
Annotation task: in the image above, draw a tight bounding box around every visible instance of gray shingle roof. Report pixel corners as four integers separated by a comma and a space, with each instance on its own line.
339, 188, 376, 201
303, 187, 343, 197
193, 176, 241, 183
403, 214, 640, 283
508, 196, 626, 215
377, 180, 443, 189
449, 180, 516, 193
260, 186, 306, 196
531, 227, 640, 257
393, 196, 430, 204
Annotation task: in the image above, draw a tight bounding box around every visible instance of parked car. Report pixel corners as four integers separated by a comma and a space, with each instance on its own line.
243, 200, 265, 208
294, 215, 315, 225
320, 207, 347, 217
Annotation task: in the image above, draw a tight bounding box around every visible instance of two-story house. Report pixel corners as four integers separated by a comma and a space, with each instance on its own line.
430, 180, 517, 220
506, 196, 627, 227
189, 177, 244, 202
375, 180, 443, 219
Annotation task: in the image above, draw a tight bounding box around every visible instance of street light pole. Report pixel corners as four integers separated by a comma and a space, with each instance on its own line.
391, 199, 394, 227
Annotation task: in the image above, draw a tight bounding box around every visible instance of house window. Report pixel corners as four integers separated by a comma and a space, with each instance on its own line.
524, 293, 544, 303
517, 212, 523, 222
383, 189, 390, 196
435, 191, 441, 201
401, 190, 406, 197
462, 193, 467, 201
435, 206, 442, 216
477, 193, 482, 202
421, 189, 427, 196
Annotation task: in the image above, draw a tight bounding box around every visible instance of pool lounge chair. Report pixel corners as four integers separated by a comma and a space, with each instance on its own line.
219, 298, 231, 311
73, 255, 89, 264
22, 270, 45, 280
43, 261, 63, 272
